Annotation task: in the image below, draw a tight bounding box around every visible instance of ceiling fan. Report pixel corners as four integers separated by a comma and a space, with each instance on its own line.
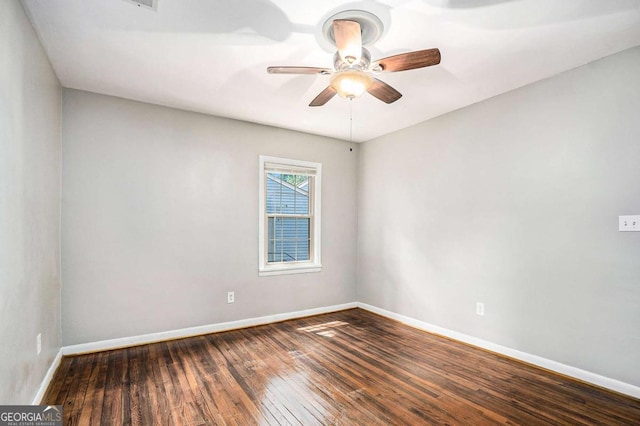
267, 11, 441, 107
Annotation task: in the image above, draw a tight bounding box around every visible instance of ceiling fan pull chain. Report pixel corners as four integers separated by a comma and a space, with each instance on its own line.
349, 98, 353, 152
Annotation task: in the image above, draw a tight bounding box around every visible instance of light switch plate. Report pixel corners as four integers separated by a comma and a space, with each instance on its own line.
619, 215, 640, 232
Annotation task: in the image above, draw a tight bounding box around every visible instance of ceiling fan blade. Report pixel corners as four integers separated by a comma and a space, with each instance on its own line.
309, 86, 337, 107
376, 48, 441, 72
367, 79, 402, 104
333, 19, 362, 64
267, 66, 332, 75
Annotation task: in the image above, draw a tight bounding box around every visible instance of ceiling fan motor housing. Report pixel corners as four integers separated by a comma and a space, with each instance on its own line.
334, 48, 371, 72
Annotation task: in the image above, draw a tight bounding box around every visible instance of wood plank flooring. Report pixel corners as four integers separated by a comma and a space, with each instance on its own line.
43, 309, 640, 425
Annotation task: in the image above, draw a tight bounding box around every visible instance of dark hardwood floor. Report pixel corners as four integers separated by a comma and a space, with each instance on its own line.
43, 308, 640, 425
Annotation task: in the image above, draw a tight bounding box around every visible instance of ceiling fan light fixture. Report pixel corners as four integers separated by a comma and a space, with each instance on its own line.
330, 70, 373, 99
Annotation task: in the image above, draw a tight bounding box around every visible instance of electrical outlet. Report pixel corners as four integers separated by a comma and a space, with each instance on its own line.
619, 215, 640, 232
476, 302, 485, 316
37, 333, 42, 355
227, 291, 235, 304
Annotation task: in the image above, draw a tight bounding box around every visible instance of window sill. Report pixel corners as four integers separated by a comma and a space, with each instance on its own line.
259, 263, 322, 277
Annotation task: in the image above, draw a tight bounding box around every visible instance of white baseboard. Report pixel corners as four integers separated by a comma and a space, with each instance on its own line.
62, 302, 358, 356
357, 302, 640, 399
31, 348, 63, 405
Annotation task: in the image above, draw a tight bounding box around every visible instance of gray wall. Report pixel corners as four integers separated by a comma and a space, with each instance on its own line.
61, 90, 358, 346
0, 0, 62, 403
358, 46, 640, 387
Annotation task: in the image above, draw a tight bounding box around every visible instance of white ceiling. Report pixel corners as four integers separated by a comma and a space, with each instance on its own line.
22, 0, 640, 142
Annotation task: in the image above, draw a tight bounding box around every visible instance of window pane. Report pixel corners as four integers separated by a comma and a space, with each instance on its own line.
283, 218, 297, 262
297, 175, 309, 215
296, 218, 310, 261
266, 173, 282, 214
296, 239, 310, 261
282, 240, 297, 262
268, 239, 276, 262
266, 172, 310, 216
281, 217, 295, 240
267, 217, 275, 262
266, 216, 311, 264
281, 184, 295, 214
296, 218, 309, 239
273, 240, 283, 262
273, 217, 283, 239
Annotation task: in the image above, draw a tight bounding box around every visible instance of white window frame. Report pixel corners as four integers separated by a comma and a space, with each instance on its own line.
259, 155, 322, 276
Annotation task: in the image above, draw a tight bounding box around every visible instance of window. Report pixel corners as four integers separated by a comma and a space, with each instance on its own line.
259, 156, 321, 276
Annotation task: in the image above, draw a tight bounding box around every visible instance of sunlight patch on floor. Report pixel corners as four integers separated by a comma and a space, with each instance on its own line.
297, 320, 349, 337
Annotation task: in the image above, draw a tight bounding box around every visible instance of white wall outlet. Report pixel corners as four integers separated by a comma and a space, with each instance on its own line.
476, 302, 485, 316
227, 291, 235, 304
619, 215, 640, 232
37, 333, 42, 355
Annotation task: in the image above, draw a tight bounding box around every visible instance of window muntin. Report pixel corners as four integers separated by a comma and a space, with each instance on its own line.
259, 157, 321, 276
